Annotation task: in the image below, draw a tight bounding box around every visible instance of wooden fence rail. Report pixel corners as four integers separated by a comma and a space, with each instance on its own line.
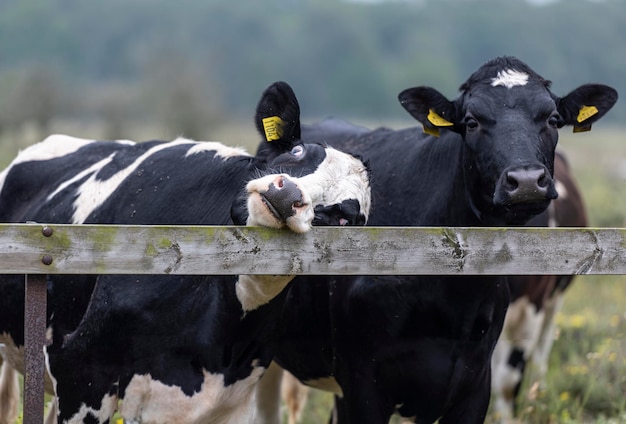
3, 223, 626, 424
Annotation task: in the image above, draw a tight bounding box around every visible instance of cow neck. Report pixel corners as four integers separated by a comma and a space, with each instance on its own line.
416, 131, 480, 227
459, 141, 492, 227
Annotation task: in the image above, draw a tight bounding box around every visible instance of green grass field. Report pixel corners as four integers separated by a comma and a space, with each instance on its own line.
3, 122, 626, 423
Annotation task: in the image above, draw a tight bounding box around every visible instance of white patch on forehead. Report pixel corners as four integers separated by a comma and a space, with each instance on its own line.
119, 365, 265, 423
185, 140, 250, 159
69, 138, 195, 224
491, 69, 529, 89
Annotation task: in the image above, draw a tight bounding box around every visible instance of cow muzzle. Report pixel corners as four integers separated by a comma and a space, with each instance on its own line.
493, 165, 558, 206
246, 175, 314, 233
260, 176, 305, 222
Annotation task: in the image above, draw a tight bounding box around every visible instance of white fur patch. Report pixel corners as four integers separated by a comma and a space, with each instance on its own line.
0, 357, 20, 424
118, 365, 265, 424
555, 179, 568, 200
0, 135, 133, 196
235, 274, 296, 313
295, 148, 371, 220
60, 392, 118, 424
491, 296, 545, 419
68, 138, 196, 224
185, 141, 250, 159
303, 376, 343, 397
490, 69, 529, 89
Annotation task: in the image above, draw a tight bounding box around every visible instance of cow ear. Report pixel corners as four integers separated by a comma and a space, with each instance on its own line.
254, 81, 302, 151
398, 87, 457, 137
557, 84, 618, 133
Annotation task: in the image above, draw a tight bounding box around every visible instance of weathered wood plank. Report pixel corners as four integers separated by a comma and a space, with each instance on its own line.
0, 224, 624, 275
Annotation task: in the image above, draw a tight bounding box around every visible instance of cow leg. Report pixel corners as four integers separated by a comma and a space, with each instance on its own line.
281, 369, 309, 424
255, 361, 284, 424
0, 358, 20, 424
490, 337, 521, 422
491, 295, 544, 420
531, 290, 565, 380
48, 349, 118, 424
44, 397, 59, 424
333, 373, 392, 424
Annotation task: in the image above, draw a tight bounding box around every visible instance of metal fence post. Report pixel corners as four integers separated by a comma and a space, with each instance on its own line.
23, 274, 47, 424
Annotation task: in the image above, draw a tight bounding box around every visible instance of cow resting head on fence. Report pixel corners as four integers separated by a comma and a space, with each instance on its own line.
0, 81, 371, 424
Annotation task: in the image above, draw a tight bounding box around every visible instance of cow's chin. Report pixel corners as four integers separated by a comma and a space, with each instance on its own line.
246, 193, 314, 233
498, 200, 552, 225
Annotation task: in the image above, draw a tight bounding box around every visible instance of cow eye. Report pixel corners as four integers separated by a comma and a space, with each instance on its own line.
548, 114, 562, 128
290, 145, 304, 156
465, 117, 479, 130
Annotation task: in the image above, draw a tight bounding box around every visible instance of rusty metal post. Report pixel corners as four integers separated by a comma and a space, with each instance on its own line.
24, 274, 47, 424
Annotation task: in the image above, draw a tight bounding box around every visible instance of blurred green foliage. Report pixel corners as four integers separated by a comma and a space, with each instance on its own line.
0, 0, 624, 142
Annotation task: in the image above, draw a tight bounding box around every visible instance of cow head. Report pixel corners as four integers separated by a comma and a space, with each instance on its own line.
233, 81, 371, 233
399, 56, 617, 225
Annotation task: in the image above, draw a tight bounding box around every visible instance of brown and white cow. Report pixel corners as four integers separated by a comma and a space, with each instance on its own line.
490, 150, 588, 422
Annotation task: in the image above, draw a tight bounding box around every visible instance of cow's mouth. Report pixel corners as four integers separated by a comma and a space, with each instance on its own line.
260, 193, 306, 224
501, 200, 551, 224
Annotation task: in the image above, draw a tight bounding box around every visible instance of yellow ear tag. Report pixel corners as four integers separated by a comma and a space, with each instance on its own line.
427, 109, 453, 127
422, 125, 440, 137
577, 105, 599, 123
262, 116, 285, 142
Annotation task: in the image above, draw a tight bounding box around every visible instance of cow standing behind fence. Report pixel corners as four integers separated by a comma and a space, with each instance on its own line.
254, 56, 617, 423
267, 150, 589, 424
0, 81, 372, 423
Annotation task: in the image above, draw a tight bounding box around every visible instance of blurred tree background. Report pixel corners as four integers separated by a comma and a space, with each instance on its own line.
0, 0, 624, 144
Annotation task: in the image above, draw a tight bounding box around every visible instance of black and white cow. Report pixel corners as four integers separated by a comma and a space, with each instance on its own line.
267, 150, 590, 424
0, 81, 371, 423
491, 150, 588, 421
254, 56, 617, 423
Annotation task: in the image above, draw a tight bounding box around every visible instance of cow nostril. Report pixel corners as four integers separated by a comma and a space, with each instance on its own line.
506, 174, 519, 189
277, 177, 284, 188
537, 172, 549, 188
293, 200, 304, 208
